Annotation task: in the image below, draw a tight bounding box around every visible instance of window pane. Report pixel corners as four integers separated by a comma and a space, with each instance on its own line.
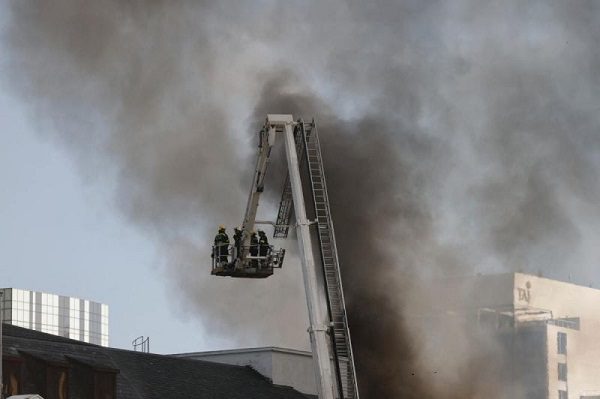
558, 363, 568, 381
558, 332, 567, 354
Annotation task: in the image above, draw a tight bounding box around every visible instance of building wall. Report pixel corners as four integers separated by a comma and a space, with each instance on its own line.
271, 350, 316, 395
546, 324, 572, 399
513, 324, 549, 399
176, 348, 316, 395
0, 288, 109, 346
513, 274, 600, 399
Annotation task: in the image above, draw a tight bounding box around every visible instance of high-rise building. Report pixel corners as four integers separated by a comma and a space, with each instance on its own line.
0, 288, 109, 347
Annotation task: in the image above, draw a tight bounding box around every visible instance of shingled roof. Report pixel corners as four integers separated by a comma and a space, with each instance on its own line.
2, 323, 311, 399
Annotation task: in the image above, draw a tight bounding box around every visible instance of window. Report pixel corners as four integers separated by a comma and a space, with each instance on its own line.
2, 359, 22, 396
558, 363, 567, 381
47, 367, 68, 399
95, 371, 117, 399
557, 332, 567, 354
558, 390, 567, 399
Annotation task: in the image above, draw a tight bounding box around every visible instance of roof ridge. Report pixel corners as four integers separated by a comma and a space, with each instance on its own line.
106, 346, 258, 371
174, 346, 312, 356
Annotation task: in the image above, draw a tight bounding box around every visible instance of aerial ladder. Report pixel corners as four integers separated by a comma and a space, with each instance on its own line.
210, 115, 360, 399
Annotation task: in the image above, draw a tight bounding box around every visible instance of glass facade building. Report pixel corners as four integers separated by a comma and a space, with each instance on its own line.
0, 288, 109, 347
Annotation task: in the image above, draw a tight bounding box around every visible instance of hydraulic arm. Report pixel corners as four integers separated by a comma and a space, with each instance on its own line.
211, 122, 285, 278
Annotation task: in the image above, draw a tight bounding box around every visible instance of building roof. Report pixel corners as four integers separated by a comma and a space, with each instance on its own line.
175, 346, 312, 358
2, 323, 311, 399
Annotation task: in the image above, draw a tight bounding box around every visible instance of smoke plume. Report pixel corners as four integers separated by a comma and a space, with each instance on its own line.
3, 1, 600, 397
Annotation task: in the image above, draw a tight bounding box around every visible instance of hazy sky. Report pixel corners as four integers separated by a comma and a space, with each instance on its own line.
0, 89, 238, 353
0, 1, 314, 355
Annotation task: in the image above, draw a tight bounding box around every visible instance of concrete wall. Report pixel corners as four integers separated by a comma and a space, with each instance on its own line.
271, 350, 316, 395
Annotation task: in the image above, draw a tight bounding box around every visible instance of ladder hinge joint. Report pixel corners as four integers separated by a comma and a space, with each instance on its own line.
307, 325, 330, 333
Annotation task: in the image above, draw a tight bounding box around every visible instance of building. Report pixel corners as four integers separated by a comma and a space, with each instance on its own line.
176, 347, 316, 396
1, 323, 312, 399
173, 273, 600, 399
418, 272, 600, 399
0, 288, 108, 347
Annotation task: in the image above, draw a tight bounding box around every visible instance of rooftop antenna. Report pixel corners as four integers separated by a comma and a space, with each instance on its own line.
132, 336, 150, 353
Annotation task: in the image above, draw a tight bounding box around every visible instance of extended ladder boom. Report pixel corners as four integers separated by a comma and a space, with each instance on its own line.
270, 116, 360, 398
297, 120, 360, 399
211, 115, 360, 398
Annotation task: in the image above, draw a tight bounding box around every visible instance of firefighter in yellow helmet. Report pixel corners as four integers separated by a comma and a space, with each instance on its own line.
213, 225, 230, 266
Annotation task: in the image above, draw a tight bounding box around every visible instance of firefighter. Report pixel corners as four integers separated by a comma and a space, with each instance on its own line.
250, 231, 259, 267
213, 225, 230, 266
233, 227, 243, 259
258, 230, 270, 257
